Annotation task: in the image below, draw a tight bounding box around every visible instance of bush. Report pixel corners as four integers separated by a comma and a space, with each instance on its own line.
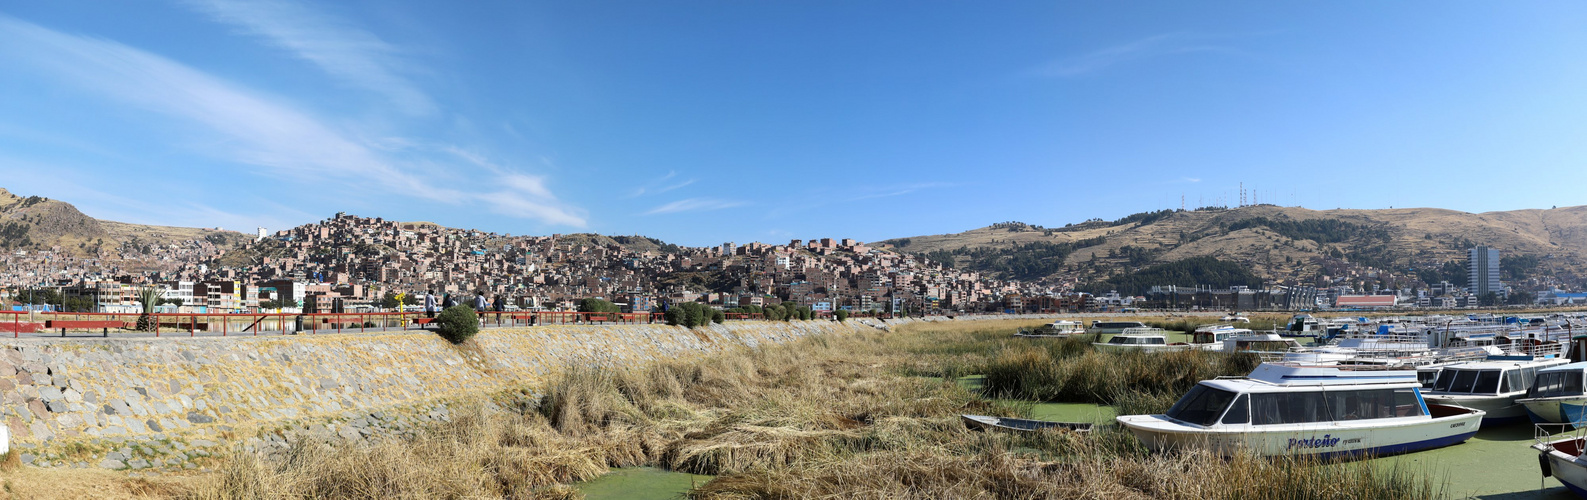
711, 310, 725, 324
665, 302, 715, 328
835, 310, 848, 322
363, 321, 377, 328
434, 305, 480, 343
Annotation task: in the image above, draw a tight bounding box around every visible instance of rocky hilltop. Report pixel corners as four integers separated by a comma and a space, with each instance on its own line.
0, 188, 251, 258
881, 205, 1587, 292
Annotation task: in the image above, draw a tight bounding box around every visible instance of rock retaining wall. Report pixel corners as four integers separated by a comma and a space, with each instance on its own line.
0, 318, 911, 469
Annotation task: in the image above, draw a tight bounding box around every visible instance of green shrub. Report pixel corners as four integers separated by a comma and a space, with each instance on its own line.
835, 310, 848, 322
434, 305, 480, 343
665, 302, 715, 328
711, 309, 725, 324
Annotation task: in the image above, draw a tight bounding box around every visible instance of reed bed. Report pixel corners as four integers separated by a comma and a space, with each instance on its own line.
182, 321, 1443, 500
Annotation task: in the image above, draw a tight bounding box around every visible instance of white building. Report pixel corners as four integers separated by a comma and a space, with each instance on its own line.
1468, 246, 1502, 297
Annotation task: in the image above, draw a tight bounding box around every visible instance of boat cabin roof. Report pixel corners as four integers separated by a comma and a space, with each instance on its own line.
1536, 361, 1587, 374
1441, 358, 1568, 371
1207, 363, 1421, 392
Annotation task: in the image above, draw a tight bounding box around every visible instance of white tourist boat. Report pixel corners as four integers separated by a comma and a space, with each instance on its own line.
1116, 363, 1486, 458
1520, 362, 1587, 429
1422, 357, 1571, 425
1089, 320, 1149, 335
1092, 328, 1187, 352
1016, 320, 1086, 338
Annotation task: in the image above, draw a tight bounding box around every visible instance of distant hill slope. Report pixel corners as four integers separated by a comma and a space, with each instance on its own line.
880, 205, 1587, 291
0, 188, 251, 257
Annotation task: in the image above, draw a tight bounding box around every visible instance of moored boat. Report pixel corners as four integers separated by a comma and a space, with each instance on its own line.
1533, 430, 1587, 497
1093, 327, 1187, 352
1089, 320, 1149, 335
1422, 357, 1571, 425
1016, 320, 1087, 338
1520, 362, 1587, 428
1116, 363, 1485, 458
960, 414, 1093, 433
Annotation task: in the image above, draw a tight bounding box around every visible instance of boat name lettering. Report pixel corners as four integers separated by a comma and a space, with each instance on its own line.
1286, 434, 1342, 450
1450, 422, 1465, 428
1342, 438, 1362, 445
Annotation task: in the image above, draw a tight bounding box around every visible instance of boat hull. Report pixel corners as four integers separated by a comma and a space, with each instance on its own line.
1116, 407, 1484, 459
1422, 393, 1529, 425
1521, 397, 1587, 428
1535, 438, 1587, 498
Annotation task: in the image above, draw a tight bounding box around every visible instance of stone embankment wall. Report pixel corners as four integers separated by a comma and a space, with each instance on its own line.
0, 318, 909, 469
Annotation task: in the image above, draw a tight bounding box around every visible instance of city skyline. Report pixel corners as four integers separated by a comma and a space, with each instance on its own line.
4, 2, 1587, 246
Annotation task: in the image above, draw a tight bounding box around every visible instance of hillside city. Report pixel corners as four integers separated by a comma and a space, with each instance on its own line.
4, 211, 1587, 316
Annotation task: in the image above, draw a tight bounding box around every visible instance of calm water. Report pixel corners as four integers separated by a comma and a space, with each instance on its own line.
575, 467, 712, 500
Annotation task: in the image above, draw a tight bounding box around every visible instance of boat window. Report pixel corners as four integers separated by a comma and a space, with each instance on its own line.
1394, 389, 1425, 417
1473, 371, 1502, 394
1504, 371, 1524, 393
1221, 395, 1249, 424
1417, 371, 1439, 389
1321, 389, 1394, 420
1165, 385, 1238, 426
1434, 370, 1456, 392
1448, 370, 1479, 393
1149, 338, 1165, 345
1530, 372, 1586, 399
1252, 392, 1331, 425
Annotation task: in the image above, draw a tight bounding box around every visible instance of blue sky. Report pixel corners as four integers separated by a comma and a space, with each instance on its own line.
3, 2, 1586, 247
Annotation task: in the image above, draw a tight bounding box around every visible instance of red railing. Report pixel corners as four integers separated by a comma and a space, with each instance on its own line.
0, 306, 846, 338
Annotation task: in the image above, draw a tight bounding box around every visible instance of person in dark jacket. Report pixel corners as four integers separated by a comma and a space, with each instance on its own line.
441, 293, 455, 309
492, 294, 505, 312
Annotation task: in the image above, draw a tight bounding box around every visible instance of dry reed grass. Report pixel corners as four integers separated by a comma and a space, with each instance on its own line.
181, 320, 1443, 499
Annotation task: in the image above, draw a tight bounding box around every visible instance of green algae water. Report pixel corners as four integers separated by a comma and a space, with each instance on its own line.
576, 467, 712, 500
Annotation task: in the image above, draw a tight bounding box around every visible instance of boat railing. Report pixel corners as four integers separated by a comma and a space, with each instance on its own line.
1535, 423, 1587, 458
1119, 327, 1168, 335
1503, 340, 1566, 359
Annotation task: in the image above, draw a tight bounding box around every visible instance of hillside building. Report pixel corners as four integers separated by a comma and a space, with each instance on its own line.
1468, 246, 1502, 297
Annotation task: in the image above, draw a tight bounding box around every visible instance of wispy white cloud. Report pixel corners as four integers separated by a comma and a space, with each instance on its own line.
628, 170, 698, 198
0, 14, 586, 228
847, 181, 955, 201
643, 198, 746, 215
182, 0, 434, 115
1033, 33, 1249, 78
1181, 177, 1202, 183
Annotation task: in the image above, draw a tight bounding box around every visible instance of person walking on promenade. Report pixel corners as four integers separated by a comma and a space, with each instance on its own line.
472, 291, 488, 327
442, 293, 455, 310
423, 289, 437, 318
492, 294, 505, 313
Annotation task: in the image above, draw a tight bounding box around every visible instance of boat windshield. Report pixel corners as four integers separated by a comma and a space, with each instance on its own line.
1165, 385, 1238, 426
1530, 371, 1586, 399
1433, 369, 1505, 395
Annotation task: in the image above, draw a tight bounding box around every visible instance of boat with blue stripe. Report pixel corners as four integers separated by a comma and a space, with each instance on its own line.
1116, 363, 1485, 458
1520, 362, 1587, 429
1422, 356, 1571, 425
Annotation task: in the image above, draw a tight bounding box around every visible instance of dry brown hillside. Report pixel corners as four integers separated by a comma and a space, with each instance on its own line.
0, 188, 251, 257
880, 205, 1587, 290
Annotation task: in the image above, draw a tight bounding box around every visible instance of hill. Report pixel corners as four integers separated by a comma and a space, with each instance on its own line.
880, 205, 1587, 293
0, 188, 252, 257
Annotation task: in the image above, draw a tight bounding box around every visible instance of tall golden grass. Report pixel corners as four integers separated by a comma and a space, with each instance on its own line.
180, 321, 1444, 499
